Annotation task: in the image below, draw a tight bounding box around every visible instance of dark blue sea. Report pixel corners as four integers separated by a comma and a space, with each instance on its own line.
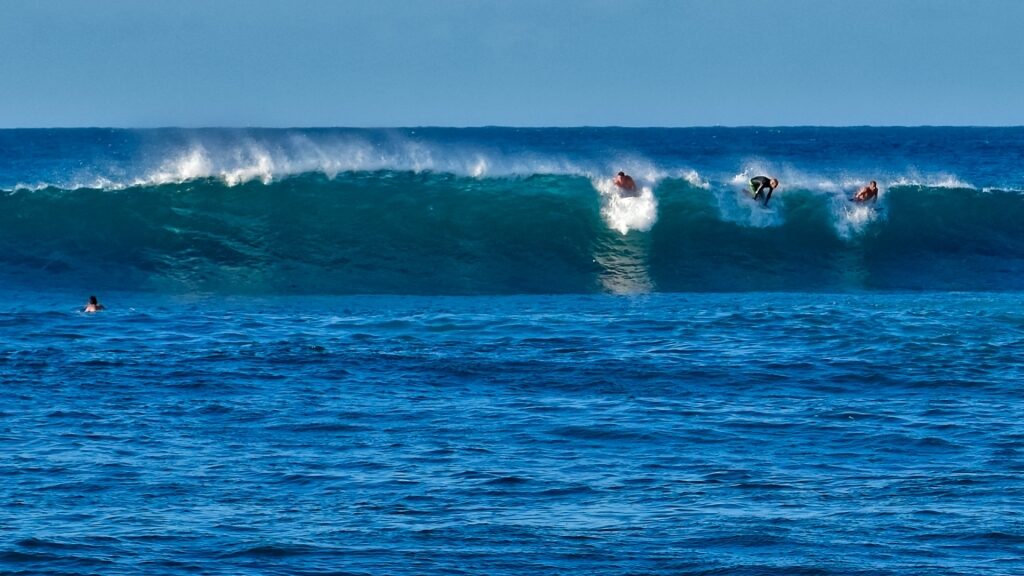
2, 127, 1024, 575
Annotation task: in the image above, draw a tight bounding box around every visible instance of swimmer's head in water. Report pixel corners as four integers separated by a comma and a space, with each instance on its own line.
89, 296, 98, 305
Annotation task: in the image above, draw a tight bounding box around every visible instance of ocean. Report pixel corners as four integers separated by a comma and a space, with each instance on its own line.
2, 127, 1023, 575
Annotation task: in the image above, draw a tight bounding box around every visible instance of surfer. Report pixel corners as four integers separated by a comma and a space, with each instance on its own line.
84, 295, 105, 313
750, 176, 779, 206
853, 180, 879, 203
613, 171, 639, 197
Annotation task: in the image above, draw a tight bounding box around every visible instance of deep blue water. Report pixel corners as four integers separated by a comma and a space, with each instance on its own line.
3, 292, 1024, 575
2, 128, 1024, 574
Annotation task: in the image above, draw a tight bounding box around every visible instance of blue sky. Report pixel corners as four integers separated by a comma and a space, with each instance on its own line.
2, 0, 1021, 127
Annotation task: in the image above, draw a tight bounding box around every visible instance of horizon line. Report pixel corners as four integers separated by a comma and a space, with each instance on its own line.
3, 124, 1024, 130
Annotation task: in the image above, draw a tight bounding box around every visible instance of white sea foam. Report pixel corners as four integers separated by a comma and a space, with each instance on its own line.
2, 131, 975, 196
982, 186, 1024, 193
144, 147, 217, 185
680, 169, 710, 189
720, 164, 786, 227
122, 137, 603, 187
11, 176, 127, 192
731, 163, 849, 195
713, 186, 783, 228
53, 133, 706, 190
730, 162, 974, 195
887, 173, 973, 189
729, 165, 892, 235
594, 179, 658, 235
831, 194, 885, 240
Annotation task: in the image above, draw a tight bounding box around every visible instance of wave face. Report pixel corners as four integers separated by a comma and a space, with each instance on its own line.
3, 127, 1024, 294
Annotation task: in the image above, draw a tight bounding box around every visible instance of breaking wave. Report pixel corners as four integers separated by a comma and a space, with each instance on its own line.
3, 170, 1023, 294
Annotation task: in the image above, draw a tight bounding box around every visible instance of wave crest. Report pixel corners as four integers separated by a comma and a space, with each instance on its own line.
3, 173, 1023, 294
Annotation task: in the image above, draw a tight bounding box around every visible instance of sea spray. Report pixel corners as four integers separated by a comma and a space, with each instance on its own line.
594, 178, 659, 235
3, 127, 1024, 293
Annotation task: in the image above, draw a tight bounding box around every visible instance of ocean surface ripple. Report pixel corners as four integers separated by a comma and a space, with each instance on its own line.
2, 292, 1023, 575
4, 128, 1024, 574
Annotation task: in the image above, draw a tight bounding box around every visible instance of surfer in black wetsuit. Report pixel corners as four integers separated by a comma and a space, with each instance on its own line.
749, 176, 779, 206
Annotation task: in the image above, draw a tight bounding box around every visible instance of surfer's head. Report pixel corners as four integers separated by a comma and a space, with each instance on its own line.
770, 178, 779, 188
869, 180, 877, 188
617, 171, 625, 177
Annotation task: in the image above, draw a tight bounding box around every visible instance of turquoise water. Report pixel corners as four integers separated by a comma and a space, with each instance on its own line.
3, 128, 1024, 294
2, 128, 1024, 574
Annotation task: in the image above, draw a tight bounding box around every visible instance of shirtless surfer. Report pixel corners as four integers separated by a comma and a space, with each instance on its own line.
613, 171, 639, 197
750, 176, 779, 206
853, 180, 879, 203
84, 295, 105, 313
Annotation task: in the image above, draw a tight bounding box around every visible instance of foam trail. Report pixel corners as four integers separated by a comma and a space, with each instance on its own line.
831, 194, 884, 240
713, 185, 783, 228
594, 178, 658, 235
681, 169, 710, 189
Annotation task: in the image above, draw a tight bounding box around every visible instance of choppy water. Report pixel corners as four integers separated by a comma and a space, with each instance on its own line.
2, 292, 1024, 575
3, 128, 1024, 574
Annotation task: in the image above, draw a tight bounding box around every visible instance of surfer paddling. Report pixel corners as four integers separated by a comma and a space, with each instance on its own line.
613, 171, 639, 197
852, 180, 879, 203
84, 295, 105, 313
750, 176, 779, 206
